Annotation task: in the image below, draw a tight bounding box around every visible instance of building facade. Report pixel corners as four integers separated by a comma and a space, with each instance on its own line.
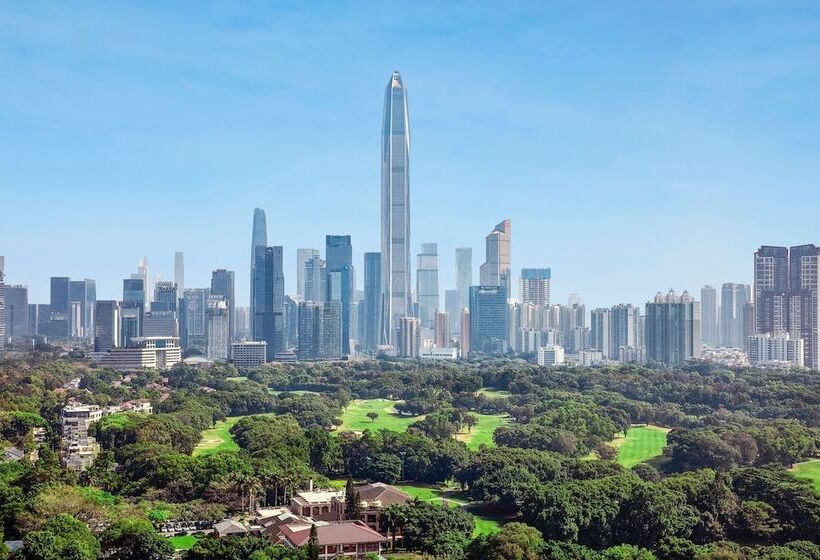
416, 243, 439, 335
479, 220, 511, 297
644, 290, 701, 365
469, 286, 509, 355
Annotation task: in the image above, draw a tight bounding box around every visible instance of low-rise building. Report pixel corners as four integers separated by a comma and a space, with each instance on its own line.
537, 345, 565, 366
231, 341, 268, 368
279, 520, 386, 559
95, 336, 182, 371
419, 347, 458, 360
290, 489, 343, 521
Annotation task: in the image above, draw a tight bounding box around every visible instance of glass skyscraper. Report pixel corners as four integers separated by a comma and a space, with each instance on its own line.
381, 71, 411, 346
250, 207, 267, 340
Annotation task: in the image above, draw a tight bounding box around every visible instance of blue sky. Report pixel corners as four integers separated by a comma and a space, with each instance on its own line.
2, 2, 819, 309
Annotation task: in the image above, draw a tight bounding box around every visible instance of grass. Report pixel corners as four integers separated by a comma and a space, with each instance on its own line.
791, 458, 820, 492
193, 413, 274, 456
396, 484, 502, 536
339, 399, 419, 432
456, 414, 512, 450
168, 535, 199, 550
226, 376, 248, 382
269, 389, 320, 396
613, 425, 671, 468
473, 516, 502, 536
477, 388, 511, 399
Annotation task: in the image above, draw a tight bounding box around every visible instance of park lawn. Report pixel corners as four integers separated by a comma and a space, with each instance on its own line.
269, 389, 320, 396
473, 516, 502, 537
193, 413, 274, 457
477, 388, 511, 399
615, 425, 671, 468
168, 535, 199, 550
397, 484, 502, 536
226, 376, 248, 382
791, 459, 820, 492
339, 399, 419, 432
456, 414, 512, 450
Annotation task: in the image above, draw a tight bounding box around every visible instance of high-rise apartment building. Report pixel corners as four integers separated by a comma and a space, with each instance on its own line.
719, 283, 750, 348
455, 248, 472, 313
363, 252, 382, 351
206, 296, 230, 361
211, 269, 235, 340
434, 311, 450, 348
479, 220, 512, 297
558, 303, 586, 354
747, 333, 804, 367
297, 301, 321, 360
590, 308, 612, 358
5, 285, 28, 337
398, 316, 421, 358
94, 301, 120, 353
297, 248, 320, 299
250, 208, 268, 339
611, 304, 641, 359
320, 301, 343, 360
49, 277, 71, 338
754, 245, 820, 368
416, 243, 439, 333
700, 285, 718, 346
253, 246, 285, 360
326, 235, 354, 355
645, 290, 701, 365
520, 268, 551, 307
381, 71, 412, 347
469, 286, 509, 356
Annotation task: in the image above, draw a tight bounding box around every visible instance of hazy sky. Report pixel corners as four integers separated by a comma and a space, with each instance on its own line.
2, 2, 820, 309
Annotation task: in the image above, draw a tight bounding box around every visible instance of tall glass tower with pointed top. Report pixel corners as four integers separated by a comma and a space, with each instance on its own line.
250, 207, 267, 340
381, 70, 411, 346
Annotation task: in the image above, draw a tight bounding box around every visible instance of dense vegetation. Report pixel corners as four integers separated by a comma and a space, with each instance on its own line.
0, 352, 817, 559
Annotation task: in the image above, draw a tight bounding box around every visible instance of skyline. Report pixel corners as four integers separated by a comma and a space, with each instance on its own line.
3, 4, 820, 309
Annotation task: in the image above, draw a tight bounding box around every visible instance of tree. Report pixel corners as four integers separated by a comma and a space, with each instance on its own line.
481, 522, 544, 560
366, 412, 379, 423
345, 477, 362, 520
306, 524, 319, 560
19, 513, 100, 560
100, 519, 174, 560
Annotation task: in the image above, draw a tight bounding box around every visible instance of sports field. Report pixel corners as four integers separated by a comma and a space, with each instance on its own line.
612, 425, 670, 468
455, 414, 511, 450
791, 459, 820, 492
193, 413, 274, 456
168, 535, 199, 550
338, 399, 418, 432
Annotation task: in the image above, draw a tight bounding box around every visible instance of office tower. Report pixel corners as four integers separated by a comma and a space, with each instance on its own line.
180, 288, 208, 352
590, 308, 612, 358
253, 246, 285, 360
754, 246, 789, 336
32, 304, 50, 337
284, 297, 299, 349
520, 268, 551, 307
320, 300, 343, 359
469, 286, 509, 356
611, 304, 641, 359
297, 248, 320, 299
94, 301, 120, 353
133, 257, 150, 310
250, 208, 268, 339
479, 219, 512, 297
701, 285, 718, 346
206, 296, 230, 361
362, 252, 382, 350
326, 235, 354, 355
381, 70, 412, 347
460, 308, 471, 356
434, 311, 450, 348
211, 269, 236, 339
297, 301, 321, 360
398, 316, 421, 358
142, 311, 178, 337
123, 279, 145, 309
444, 289, 460, 336
455, 248, 473, 313
69, 279, 96, 340
0, 257, 4, 350
6, 285, 28, 337
49, 277, 71, 338
719, 283, 750, 348
416, 243, 439, 333
152, 281, 178, 312
119, 305, 141, 347
304, 255, 326, 303
644, 290, 702, 365
235, 306, 250, 341
174, 251, 184, 301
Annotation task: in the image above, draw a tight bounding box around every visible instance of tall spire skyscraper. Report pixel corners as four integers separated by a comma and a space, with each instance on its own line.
381, 70, 411, 346
250, 208, 268, 339
479, 219, 512, 297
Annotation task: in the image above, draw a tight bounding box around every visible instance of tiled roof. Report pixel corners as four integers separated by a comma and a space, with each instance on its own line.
281, 521, 387, 547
